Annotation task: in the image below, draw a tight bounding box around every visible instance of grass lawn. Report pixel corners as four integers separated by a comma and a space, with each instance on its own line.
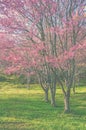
0, 81, 86, 130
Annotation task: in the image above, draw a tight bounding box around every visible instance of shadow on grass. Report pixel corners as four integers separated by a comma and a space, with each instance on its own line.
0, 96, 60, 121
0, 94, 86, 118
0, 91, 86, 130
70, 92, 86, 117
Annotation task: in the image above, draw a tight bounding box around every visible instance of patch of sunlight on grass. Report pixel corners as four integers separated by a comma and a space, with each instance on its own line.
0, 117, 17, 122
75, 86, 86, 93
0, 88, 44, 97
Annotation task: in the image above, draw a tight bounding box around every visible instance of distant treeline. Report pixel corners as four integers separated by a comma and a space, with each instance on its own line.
0, 72, 86, 86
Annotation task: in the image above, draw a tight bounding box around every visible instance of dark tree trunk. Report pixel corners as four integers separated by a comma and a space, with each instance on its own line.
73, 85, 76, 94
50, 87, 56, 107
72, 75, 76, 94
72, 77, 76, 94
26, 76, 30, 89
44, 89, 49, 102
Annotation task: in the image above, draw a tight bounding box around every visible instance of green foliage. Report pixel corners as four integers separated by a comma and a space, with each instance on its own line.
0, 74, 8, 82
0, 81, 86, 130
18, 75, 27, 84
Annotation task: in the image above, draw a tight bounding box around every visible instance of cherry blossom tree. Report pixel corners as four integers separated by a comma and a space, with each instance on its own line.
0, 0, 86, 112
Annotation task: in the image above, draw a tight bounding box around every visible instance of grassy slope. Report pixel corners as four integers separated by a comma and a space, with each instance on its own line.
0, 82, 86, 130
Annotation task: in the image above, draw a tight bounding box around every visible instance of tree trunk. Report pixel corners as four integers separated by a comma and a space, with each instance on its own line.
37, 74, 49, 102
44, 89, 49, 102
50, 87, 56, 107
64, 90, 70, 113
73, 85, 76, 94
49, 72, 57, 107
72, 75, 76, 94
26, 76, 30, 89
64, 95, 70, 113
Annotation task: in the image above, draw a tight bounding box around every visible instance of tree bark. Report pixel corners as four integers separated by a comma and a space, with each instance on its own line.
37, 74, 49, 102
50, 87, 56, 107
64, 86, 71, 113
64, 95, 70, 113
26, 76, 30, 89
72, 73, 76, 94
44, 89, 49, 102
50, 70, 57, 107
73, 85, 76, 94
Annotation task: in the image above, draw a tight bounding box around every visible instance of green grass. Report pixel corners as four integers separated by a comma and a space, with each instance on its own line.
0, 82, 86, 130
